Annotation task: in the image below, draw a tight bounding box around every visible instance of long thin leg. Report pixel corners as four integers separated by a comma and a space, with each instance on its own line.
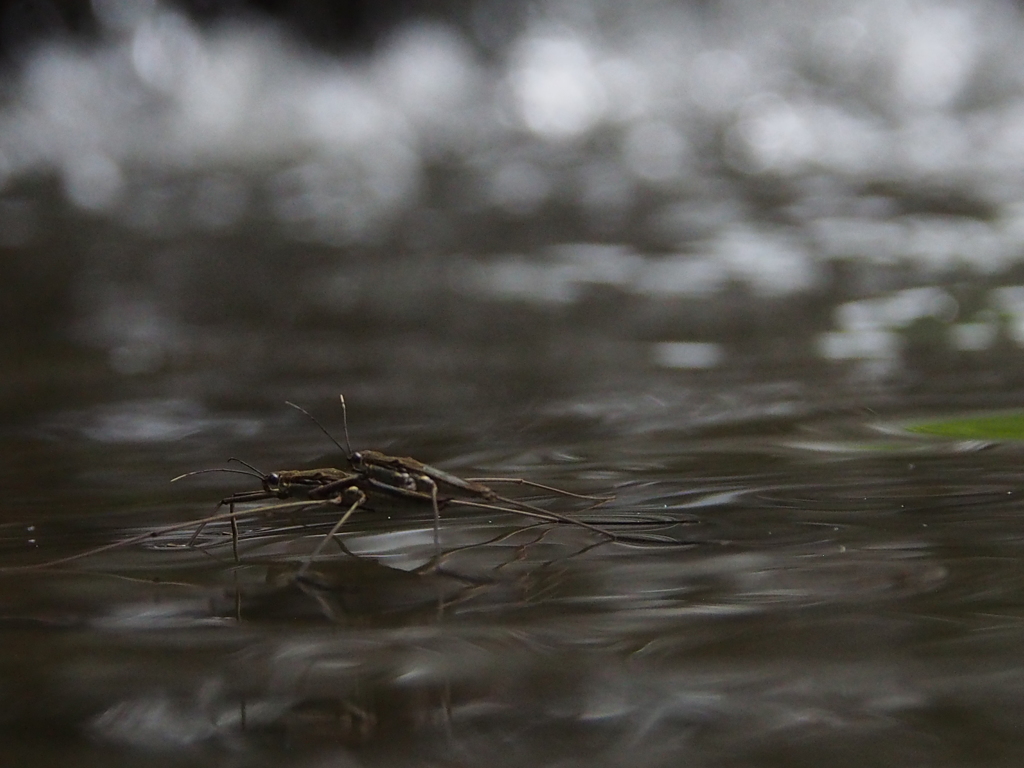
493, 492, 626, 535
493, 525, 553, 573
190, 499, 241, 562
0, 498, 335, 573
419, 476, 441, 559
188, 489, 278, 548
465, 477, 614, 503
451, 499, 618, 542
422, 522, 547, 574
229, 507, 240, 564
474, 498, 685, 548
296, 489, 367, 577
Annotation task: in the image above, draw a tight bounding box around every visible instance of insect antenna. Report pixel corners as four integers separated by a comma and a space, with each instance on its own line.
285, 400, 350, 458
170, 467, 266, 483
338, 394, 353, 456
227, 457, 266, 475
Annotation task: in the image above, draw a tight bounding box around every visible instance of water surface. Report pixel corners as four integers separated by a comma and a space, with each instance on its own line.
5, 1, 1024, 764
3, 399, 1024, 767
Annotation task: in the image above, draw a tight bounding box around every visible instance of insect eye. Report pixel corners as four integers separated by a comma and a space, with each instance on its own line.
351, 451, 363, 464
266, 472, 280, 485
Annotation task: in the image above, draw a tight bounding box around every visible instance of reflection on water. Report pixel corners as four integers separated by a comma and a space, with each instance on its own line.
6, 0, 1024, 765
4, 410, 1024, 766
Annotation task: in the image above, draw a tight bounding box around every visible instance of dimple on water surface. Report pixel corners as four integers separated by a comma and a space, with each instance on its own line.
2, 401, 1023, 768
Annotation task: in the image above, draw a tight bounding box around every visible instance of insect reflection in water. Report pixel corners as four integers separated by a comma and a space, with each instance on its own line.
183, 397, 619, 574
8, 397, 622, 575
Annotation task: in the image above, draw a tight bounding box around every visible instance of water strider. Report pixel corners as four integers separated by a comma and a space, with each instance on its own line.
3, 396, 627, 574
184, 396, 623, 573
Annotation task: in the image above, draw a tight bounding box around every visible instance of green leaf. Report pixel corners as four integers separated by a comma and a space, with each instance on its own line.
904, 412, 1024, 440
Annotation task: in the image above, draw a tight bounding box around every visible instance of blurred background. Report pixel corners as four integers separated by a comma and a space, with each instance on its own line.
7, 1, 1024, 765
5, 0, 1024, 423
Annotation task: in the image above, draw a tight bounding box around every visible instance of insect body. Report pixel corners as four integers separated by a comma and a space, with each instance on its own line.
240, 468, 364, 504
211, 455, 615, 575
2, 398, 619, 574
282, 396, 616, 529
344, 448, 615, 534
188, 398, 620, 572
349, 450, 497, 501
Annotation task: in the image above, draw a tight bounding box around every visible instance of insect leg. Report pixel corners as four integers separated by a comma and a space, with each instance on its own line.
308, 476, 361, 501
230, 507, 240, 564
296, 488, 367, 577
452, 498, 618, 542
188, 499, 241, 561
418, 475, 441, 559
464, 477, 614, 504
187, 489, 281, 549
0, 498, 328, 573
362, 473, 442, 559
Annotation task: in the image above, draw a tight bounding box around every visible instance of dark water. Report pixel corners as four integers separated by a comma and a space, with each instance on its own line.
6, 0, 1024, 764
4, 388, 1024, 767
